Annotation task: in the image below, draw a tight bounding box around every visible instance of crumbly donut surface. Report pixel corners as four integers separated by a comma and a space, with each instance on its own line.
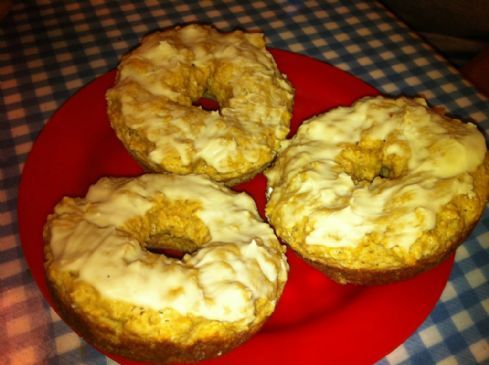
44, 174, 288, 362
107, 24, 294, 185
265, 96, 489, 285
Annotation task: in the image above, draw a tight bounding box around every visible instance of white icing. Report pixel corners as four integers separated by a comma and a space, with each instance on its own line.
266, 97, 486, 249
48, 174, 288, 322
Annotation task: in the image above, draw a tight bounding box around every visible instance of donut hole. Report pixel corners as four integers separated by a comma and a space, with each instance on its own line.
192, 97, 220, 112
147, 247, 185, 259
146, 234, 196, 259
123, 197, 211, 259
336, 138, 410, 184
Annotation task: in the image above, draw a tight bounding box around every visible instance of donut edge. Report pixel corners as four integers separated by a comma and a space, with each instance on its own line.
301, 227, 468, 286
45, 274, 279, 364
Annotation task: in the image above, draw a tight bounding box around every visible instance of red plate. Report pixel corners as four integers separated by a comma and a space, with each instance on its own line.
18, 49, 453, 365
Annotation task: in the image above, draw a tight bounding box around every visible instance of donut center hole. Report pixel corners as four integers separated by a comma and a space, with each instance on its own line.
193, 97, 220, 111
147, 247, 185, 259
124, 198, 211, 260
379, 165, 391, 179
145, 233, 200, 259
336, 140, 409, 184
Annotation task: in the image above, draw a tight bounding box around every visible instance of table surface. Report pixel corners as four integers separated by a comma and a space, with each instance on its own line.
2, 1, 488, 364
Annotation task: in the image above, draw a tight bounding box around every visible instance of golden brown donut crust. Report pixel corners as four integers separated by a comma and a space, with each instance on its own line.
46, 272, 272, 363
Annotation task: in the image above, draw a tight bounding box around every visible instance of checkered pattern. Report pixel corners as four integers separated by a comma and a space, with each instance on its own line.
2, 0, 489, 364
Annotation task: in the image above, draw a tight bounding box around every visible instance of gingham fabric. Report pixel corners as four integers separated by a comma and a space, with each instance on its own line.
1, 1, 488, 364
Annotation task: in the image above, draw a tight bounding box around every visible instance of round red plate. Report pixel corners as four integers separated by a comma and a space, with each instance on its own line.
18, 49, 453, 365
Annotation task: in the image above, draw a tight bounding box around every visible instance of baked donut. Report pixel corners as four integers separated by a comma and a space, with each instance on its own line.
265, 96, 489, 285
44, 174, 288, 363
106, 24, 294, 185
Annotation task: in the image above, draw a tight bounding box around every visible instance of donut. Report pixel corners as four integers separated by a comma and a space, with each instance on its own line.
43, 174, 288, 363
265, 96, 489, 285
106, 24, 294, 185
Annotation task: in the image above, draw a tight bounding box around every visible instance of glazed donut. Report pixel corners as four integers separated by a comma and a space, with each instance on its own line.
106, 24, 294, 185
265, 96, 489, 285
44, 174, 288, 363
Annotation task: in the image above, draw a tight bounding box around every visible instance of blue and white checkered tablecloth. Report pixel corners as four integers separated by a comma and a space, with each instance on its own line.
1, 1, 488, 364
